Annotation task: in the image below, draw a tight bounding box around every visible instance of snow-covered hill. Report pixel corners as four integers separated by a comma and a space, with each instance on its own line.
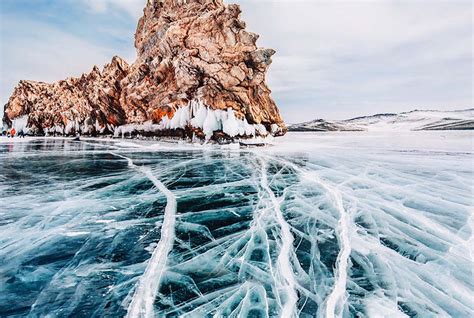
289, 109, 474, 132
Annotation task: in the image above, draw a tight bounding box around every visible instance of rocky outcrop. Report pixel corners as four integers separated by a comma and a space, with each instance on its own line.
3, 0, 286, 140
4, 57, 129, 135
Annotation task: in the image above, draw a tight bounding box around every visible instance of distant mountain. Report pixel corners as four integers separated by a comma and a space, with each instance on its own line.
288, 109, 474, 132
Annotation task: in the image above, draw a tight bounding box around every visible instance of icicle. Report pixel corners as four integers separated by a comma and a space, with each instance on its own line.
203, 108, 220, 139
222, 108, 240, 137
11, 115, 29, 134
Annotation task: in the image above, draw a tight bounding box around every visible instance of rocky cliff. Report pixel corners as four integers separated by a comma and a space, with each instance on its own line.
3, 0, 286, 140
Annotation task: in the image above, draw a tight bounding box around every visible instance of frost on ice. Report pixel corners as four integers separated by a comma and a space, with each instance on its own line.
0, 132, 472, 317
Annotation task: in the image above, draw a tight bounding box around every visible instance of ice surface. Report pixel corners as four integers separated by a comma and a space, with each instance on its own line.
121, 155, 177, 318
0, 131, 472, 317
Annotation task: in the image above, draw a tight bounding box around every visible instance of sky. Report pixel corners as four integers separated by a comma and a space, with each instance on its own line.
1, 0, 472, 123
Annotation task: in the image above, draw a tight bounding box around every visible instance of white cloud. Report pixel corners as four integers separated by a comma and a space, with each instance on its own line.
1, 0, 472, 122
0, 17, 126, 113
82, 0, 146, 19
234, 0, 472, 121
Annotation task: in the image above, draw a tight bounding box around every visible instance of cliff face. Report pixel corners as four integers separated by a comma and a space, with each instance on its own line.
3, 0, 286, 139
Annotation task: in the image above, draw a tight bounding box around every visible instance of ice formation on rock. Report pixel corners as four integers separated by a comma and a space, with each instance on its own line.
111, 100, 267, 140
11, 115, 29, 134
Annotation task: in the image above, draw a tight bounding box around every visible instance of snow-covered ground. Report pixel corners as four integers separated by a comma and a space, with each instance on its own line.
289, 109, 474, 132
0, 131, 472, 317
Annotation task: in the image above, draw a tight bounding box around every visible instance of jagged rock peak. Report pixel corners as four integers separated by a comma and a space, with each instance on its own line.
4, 0, 286, 140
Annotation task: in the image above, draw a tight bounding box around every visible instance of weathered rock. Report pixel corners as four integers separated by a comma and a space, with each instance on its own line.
4, 57, 129, 135
3, 0, 286, 139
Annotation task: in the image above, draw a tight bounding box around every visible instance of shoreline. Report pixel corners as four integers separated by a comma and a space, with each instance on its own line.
0, 135, 277, 151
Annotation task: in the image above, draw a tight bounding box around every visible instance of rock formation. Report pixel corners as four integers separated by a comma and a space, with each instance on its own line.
3, 0, 286, 140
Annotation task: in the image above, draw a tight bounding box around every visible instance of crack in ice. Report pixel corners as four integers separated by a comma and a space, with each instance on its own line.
324, 189, 352, 318
259, 157, 298, 317
3, 135, 473, 317
296, 167, 352, 318
111, 153, 177, 318
264, 155, 354, 318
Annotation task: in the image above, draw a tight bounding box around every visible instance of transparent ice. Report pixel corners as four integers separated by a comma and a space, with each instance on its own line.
0, 131, 472, 317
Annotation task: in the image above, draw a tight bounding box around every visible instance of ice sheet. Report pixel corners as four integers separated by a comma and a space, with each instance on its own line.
0, 131, 472, 317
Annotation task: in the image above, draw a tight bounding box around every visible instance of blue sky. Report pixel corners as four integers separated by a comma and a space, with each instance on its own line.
1, 0, 472, 123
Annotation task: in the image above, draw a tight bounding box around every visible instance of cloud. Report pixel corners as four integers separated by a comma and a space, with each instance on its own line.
1, 0, 472, 122
82, 0, 146, 19
0, 1, 141, 117
234, 0, 472, 121
0, 16, 123, 113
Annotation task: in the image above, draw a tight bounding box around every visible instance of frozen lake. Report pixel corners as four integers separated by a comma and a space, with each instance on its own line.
0, 132, 472, 317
